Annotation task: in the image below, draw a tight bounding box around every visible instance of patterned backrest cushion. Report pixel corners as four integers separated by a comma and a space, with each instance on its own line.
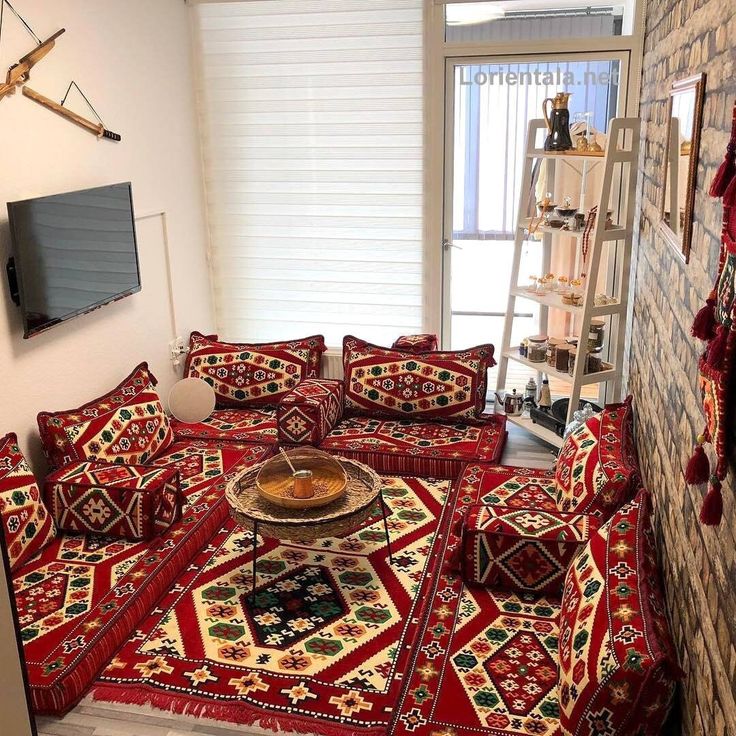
555, 397, 640, 520
558, 490, 679, 736
37, 363, 173, 470
392, 334, 439, 352
185, 331, 327, 408
342, 335, 495, 420
0, 433, 56, 571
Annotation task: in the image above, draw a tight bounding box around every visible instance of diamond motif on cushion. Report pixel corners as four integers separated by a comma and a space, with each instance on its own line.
554, 398, 639, 520
483, 630, 558, 715
37, 363, 173, 469
342, 335, 494, 420
497, 541, 563, 590
0, 433, 56, 571
185, 332, 326, 407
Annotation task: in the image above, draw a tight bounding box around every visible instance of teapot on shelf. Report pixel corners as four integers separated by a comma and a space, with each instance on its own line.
543, 92, 573, 152
494, 388, 523, 416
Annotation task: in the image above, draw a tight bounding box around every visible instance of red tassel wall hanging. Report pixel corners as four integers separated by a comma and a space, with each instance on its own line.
688, 99, 736, 526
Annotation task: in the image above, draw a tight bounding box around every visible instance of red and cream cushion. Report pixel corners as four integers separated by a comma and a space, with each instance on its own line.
460, 505, 598, 595
342, 335, 494, 421
44, 460, 183, 541
185, 332, 326, 408
555, 397, 640, 520
319, 414, 506, 479
0, 433, 56, 571
457, 463, 559, 512
392, 333, 439, 352
171, 408, 278, 445
37, 363, 173, 470
558, 489, 679, 735
277, 378, 344, 445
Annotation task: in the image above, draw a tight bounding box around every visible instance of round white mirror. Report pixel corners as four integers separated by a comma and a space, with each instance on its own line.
168, 378, 216, 424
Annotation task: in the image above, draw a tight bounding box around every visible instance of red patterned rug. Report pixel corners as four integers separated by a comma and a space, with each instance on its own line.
93, 475, 457, 735
389, 465, 562, 736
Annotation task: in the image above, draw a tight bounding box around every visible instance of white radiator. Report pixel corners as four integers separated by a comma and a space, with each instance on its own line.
322, 350, 344, 380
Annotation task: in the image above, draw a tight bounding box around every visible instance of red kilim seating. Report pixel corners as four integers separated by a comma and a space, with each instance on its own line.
17, 440, 271, 715
320, 415, 507, 479
458, 462, 559, 511
170, 408, 278, 445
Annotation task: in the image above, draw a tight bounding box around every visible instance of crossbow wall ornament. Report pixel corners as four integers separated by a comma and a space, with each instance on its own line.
0, 0, 121, 141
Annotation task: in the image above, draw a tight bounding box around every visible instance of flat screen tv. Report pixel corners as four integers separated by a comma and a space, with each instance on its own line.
7, 182, 141, 338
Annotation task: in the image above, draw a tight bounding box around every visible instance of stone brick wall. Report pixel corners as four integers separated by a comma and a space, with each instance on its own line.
628, 0, 736, 733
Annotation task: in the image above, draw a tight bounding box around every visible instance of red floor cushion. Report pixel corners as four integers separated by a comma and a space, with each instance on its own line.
44, 461, 183, 541
184, 332, 326, 408
460, 505, 598, 595
555, 397, 640, 520
37, 363, 174, 470
170, 408, 278, 445
0, 433, 56, 572
342, 335, 495, 421
558, 489, 679, 735
319, 414, 506, 479
457, 463, 559, 512
277, 378, 344, 445
16, 440, 271, 715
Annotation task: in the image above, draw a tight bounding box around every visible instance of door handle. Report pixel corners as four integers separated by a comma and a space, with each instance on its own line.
442, 239, 462, 251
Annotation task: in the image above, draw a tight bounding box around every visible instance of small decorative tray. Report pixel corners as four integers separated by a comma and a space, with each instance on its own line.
226, 456, 382, 542
256, 447, 347, 509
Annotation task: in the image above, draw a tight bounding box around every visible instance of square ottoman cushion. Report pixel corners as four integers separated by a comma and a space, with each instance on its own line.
37, 363, 173, 470
277, 378, 344, 445
558, 489, 680, 735
555, 396, 640, 520
0, 433, 56, 571
184, 331, 326, 408
44, 460, 183, 541
460, 505, 598, 596
342, 334, 495, 421
392, 333, 439, 352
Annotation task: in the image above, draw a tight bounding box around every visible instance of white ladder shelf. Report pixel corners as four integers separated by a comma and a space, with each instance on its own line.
496, 117, 641, 448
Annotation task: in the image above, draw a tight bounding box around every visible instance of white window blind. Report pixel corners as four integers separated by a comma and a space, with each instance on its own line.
192, 0, 424, 347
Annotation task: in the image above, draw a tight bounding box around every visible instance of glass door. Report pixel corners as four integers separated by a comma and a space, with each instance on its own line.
442, 53, 629, 398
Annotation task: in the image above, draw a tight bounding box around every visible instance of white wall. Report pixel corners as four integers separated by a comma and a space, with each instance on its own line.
0, 3, 212, 730
0, 0, 214, 469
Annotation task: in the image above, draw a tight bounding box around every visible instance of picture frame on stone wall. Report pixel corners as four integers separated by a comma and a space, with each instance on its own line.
660, 73, 706, 264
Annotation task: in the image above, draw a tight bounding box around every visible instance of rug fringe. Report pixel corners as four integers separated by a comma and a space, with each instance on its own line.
91, 684, 387, 736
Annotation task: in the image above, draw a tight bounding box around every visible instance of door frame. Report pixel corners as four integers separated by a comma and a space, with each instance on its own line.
422, 0, 647, 347
440, 48, 632, 347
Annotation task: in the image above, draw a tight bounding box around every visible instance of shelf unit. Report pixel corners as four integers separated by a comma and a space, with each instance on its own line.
497, 117, 641, 448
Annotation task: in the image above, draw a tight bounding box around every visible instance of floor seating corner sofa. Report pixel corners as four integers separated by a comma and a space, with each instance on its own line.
176, 331, 508, 478
0, 330, 681, 736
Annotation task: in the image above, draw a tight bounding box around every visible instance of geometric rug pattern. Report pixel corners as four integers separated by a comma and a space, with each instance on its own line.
94, 476, 455, 735
390, 468, 564, 736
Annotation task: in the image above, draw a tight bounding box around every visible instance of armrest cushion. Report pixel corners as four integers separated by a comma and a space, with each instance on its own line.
277, 378, 345, 445
44, 459, 183, 541
459, 505, 599, 596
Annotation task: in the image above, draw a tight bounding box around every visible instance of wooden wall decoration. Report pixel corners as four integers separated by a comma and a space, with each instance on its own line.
0, 0, 121, 141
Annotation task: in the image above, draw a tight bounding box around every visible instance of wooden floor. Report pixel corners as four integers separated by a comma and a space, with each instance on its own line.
36, 424, 555, 736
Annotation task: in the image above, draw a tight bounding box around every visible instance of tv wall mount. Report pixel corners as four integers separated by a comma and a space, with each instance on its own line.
6, 257, 20, 306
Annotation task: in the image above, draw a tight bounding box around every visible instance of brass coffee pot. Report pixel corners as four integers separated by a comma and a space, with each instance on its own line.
542, 92, 573, 152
